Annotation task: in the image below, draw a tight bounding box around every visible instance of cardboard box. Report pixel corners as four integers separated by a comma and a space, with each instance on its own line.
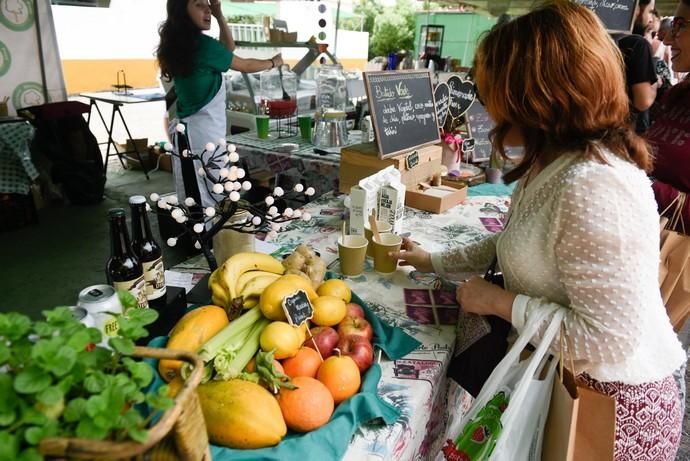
406, 184, 468, 214
377, 183, 405, 234
349, 186, 369, 236
339, 143, 441, 193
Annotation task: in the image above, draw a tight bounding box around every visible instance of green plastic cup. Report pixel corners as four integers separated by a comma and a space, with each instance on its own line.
256, 115, 270, 139
298, 115, 312, 142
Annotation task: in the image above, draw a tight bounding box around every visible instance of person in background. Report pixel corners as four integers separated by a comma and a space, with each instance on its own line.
649, 0, 690, 233
156, 0, 283, 207
391, 2, 685, 459
658, 16, 682, 84
616, 0, 659, 133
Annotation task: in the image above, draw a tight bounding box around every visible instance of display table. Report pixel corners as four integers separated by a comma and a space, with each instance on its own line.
169, 191, 511, 459
0, 119, 37, 195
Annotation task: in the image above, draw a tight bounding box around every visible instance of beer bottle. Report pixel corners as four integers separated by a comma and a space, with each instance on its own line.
129, 196, 166, 306
106, 208, 148, 309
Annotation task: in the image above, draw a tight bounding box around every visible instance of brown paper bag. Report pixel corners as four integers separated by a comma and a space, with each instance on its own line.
659, 192, 690, 332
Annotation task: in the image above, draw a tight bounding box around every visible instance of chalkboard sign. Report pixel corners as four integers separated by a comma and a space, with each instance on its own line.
364, 70, 440, 159
575, 0, 636, 33
282, 290, 314, 326
446, 75, 476, 119
434, 82, 450, 128
466, 101, 521, 162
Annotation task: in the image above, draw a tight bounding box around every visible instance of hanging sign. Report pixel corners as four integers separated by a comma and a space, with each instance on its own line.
446, 75, 476, 119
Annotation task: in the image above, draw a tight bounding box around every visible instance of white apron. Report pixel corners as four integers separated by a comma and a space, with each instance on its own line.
170, 79, 227, 209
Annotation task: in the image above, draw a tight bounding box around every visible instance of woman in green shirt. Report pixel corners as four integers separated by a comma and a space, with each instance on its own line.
157, 0, 282, 207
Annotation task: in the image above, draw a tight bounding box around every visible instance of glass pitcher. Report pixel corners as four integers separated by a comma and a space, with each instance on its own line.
260, 65, 298, 117
315, 64, 347, 112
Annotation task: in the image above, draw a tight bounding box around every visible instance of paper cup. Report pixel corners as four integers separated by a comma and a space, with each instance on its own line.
364, 220, 393, 258
256, 115, 270, 139
337, 235, 369, 276
372, 232, 402, 274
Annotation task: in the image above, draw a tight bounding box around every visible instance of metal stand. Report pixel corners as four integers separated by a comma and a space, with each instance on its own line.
86, 99, 150, 180
271, 113, 297, 138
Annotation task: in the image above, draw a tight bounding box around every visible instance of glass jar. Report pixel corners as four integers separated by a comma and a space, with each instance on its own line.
315, 64, 347, 112
212, 210, 256, 266
260, 65, 297, 117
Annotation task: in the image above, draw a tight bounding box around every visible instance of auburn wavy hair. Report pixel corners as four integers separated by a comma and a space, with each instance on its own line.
157, 0, 201, 79
473, 0, 652, 183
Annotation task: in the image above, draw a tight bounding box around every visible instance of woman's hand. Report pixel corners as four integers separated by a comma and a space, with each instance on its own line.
456, 277, 516, 322
210, 0, 223, 19
388, 237, 434, 273
271, 53, 284, 68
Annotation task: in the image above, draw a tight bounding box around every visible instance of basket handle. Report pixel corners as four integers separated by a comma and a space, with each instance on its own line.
39, 347, 205, 460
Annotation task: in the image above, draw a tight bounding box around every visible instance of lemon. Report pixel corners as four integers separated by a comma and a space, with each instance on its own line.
260, 321, 302, 359
316, 279, 352, 303
311, 296, 347, 327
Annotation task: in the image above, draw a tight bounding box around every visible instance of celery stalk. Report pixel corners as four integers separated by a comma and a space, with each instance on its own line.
197, 306, 263, 362
215, 318, 269, 380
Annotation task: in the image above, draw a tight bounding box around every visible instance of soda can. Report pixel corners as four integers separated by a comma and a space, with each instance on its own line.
77, 285, 123, 340
68, 306, 96, 329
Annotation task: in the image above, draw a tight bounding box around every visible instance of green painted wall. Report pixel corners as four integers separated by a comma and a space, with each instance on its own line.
415, 12, 496, 68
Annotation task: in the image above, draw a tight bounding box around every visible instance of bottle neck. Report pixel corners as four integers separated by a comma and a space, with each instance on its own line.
130, 203, 153, 244
109, 215, 132, 258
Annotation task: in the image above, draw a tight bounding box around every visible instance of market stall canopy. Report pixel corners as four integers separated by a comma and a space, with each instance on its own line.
458, 0, 678, 17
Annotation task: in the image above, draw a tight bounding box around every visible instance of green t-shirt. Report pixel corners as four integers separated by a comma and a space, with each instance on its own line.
174, 34, 233, 119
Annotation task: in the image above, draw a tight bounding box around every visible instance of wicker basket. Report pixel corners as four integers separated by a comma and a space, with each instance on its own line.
39, 346, 211, 461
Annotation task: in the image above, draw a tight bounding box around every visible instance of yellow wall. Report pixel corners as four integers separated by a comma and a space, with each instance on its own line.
62, 58, 369, 94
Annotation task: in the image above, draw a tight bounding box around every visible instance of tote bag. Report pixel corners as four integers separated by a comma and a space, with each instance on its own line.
659, 192, 690, 331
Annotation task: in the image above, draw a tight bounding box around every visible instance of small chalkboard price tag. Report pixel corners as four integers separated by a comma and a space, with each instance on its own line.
406, 151, 420, 170
282, 290, 314, 326
462, 138, 475, 153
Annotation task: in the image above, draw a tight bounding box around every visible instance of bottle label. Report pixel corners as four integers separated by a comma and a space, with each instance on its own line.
113, 275, 149, 309
143, 257, 166, 300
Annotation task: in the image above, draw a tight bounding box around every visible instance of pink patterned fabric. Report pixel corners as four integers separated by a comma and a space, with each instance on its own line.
577, 373, 682, 461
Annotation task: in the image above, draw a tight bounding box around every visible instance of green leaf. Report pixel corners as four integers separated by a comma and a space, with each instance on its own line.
47, 345, 77, 377
85, 394, 107, 418
0, 312, 32, 341
43, 307, 76, 325
127, 427, 149, 444
24, 427, 44, 445
119, 408, 143, 429
32, 321, 57, 338
0, 410, 16, 427
127, 308, 159, 326
0, 375, 16, 413
76, 418, 109, 440
116, 316, 148, 341
63, 398, 87, 423
0, 343, 9, 366
67, 330, 92, 351
0, 431, 19, 461
146, 391, 174, 411
31, 336, 63, 366
93, 414, 112, 429
122, 358, 154, 387
17, 448, 43, 461
19, 403, 48, 427
78, 347, 111, 370
36, 386, 63, 407
86, 327, 103, 344
14, 366, 51, 394
108, 337, 135, 355
117, 290, 138, 311
84, 372, 110, 394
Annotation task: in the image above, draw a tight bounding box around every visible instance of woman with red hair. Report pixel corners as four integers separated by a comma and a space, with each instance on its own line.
392, 2, 685, 459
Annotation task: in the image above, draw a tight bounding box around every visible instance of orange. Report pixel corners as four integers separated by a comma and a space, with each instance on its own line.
316, 355, 361, 404
317, 279, 352, 303
282, 347, 323, 379
311, 296, 347, 327
277, 376, 334, 432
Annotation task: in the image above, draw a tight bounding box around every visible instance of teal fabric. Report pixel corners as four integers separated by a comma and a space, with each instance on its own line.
468, 182, 516, 197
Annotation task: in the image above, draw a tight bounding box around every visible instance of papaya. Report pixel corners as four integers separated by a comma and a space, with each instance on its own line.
197, 379, 287, 449
158, 305, 228, 382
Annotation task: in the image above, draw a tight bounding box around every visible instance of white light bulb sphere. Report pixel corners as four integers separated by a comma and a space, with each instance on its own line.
268, 206, 278, 216
205, 142, 216, 152
265, 196, 275, 206
229, 191, 240, 202
145, 204, 152, 212
212, 184, 224, 194
171, 208, 183, 219
237, 168, 246, 179
174, 215, 186, 223
150, 193, 160, 202
302, 212, 312, 221
197, 167, 206, 177
181, 149, 189, 158
292, 209, 302, 218
167, 237, 177, 247
167, 195, 179, 205
194, 241, 202, 250
252, 216, 262, 226
293, 184, 304, 193
228, 152, 239, 163
233, 182, 242, 191
224, 182, 234, 192
193, 223, 204, 233
242, 181, 252, 191
175, 124, 185, 133
283, 208, 294, 217
219, 168, 229, 178
184, 197, 196, 207
205, 207, 216, 217
305, 187, 315, 196
164, 142, 173, 152
227, 144, 237, 153
228, 171, 238, 182
157, 199, 168, 209
218, 138, 227, 146
273, 187, 284, 197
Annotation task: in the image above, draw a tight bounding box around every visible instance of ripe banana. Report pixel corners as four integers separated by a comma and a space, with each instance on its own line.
222, 252, 285, 299
240, 275, 282, 300
235, 271, 281, 297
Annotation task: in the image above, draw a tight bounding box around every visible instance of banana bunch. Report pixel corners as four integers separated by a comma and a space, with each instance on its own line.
208, 252, 285, 310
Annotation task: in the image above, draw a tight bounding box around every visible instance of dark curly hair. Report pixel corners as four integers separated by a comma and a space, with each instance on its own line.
157, 0, 201, 79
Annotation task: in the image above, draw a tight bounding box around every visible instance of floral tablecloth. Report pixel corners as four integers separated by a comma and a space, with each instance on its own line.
170, 191, 512, 460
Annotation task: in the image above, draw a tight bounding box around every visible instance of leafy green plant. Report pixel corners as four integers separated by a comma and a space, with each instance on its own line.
0, 295, 173, 461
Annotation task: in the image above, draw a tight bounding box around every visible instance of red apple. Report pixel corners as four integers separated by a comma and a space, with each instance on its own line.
337, 335, 374, 372
304, 326, 339, 358
345, 303, 365, 319
337, 316, 374, 342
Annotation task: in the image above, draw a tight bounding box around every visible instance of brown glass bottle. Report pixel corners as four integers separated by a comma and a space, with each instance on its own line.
106, 208, 148, 309
129, 196, 166, 304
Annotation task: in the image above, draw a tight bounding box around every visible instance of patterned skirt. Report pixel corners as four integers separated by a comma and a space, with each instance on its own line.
577, 373, 682, 461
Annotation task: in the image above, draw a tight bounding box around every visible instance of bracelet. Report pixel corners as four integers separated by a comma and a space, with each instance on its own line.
269, 58, 275, 69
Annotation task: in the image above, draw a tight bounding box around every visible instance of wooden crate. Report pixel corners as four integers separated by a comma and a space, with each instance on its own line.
339, 142, 441, 193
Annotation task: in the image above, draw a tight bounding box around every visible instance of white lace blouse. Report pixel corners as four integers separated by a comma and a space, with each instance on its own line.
430, 151, 685, 385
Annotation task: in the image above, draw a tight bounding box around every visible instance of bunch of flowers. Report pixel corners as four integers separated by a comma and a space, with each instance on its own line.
150, 123, 315, 270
